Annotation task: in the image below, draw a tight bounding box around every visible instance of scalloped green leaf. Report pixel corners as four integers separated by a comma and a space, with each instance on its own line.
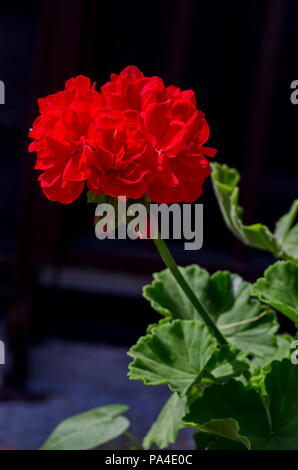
185, 359, 298, 450
128, 320, 247, 396
40, 405, 130, 450
144, 265, 278, 356
212, 163, 298, 262
211, 162, 282, 257
252, 261, 298, 323
143, 393, 188, 449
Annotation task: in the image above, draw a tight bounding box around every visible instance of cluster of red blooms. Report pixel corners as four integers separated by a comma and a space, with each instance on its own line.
29, 66, 216, 204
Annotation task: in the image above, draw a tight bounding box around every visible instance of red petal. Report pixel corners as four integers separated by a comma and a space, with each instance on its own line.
144, 102, 169, 143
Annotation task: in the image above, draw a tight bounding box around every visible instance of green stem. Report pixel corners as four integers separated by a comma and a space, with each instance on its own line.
153, 236, 228, 346
123, 432, 142, 450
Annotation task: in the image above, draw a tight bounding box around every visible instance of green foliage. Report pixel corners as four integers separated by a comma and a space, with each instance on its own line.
250, 334, 292, 371
185, 359, 298, 450
194, 431, 247, 450
143, 393, 188, 449
128, 320, 248, 396
275, 200, 298, 260
194, 418, 250, 449
63, 168, 298, 451
143, 265, 278, 357
137, 258, 298, 450
40, 405, 130, 450
252, 261, 298, 323
211, 163, 298, 262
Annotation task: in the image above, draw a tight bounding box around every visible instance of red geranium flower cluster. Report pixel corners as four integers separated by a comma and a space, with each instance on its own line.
29, 66, 216, 204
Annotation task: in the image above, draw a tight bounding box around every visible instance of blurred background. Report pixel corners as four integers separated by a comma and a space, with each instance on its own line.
0, 0, 297, 449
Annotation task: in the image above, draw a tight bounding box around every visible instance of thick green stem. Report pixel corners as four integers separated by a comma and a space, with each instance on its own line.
153, 236, 228, 346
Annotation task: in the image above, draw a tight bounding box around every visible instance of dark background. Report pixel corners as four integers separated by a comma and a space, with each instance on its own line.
0, 0, 297, 395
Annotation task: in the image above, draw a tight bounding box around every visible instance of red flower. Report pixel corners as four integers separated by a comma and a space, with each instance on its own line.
29, 67, 216, 204
87, 109, 157, 199
98, 66, 216, 203
29, 75, 103, 204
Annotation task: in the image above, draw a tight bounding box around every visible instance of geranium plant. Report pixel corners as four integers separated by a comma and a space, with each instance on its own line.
29, 67, 298, 450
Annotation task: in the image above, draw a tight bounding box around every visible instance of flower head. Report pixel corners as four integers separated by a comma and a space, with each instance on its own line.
29, 66, 216, 204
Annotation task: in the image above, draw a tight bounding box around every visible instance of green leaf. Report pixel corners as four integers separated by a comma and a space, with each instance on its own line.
128, 320, 246, 396
211, 163, 282, 257
143, 393, 188, 449
144, 265, 210, 321
274, 200, 298, 243
194, 431, 215, 450
185, 359, 298, 450
275, 200, 298, 261
128, 320, 216, 395
265, 359, 298, 449
194, 432, 247, 450
251, 335, 292, 371
144, 265, 278, 356
195, 418, 250, 449
283, 224, 298, 261
184, 380, 268, 449
252, 261, 298, 323
40, 405, 130, 450
203, 346, 249, 383
211, 163, 298, 262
